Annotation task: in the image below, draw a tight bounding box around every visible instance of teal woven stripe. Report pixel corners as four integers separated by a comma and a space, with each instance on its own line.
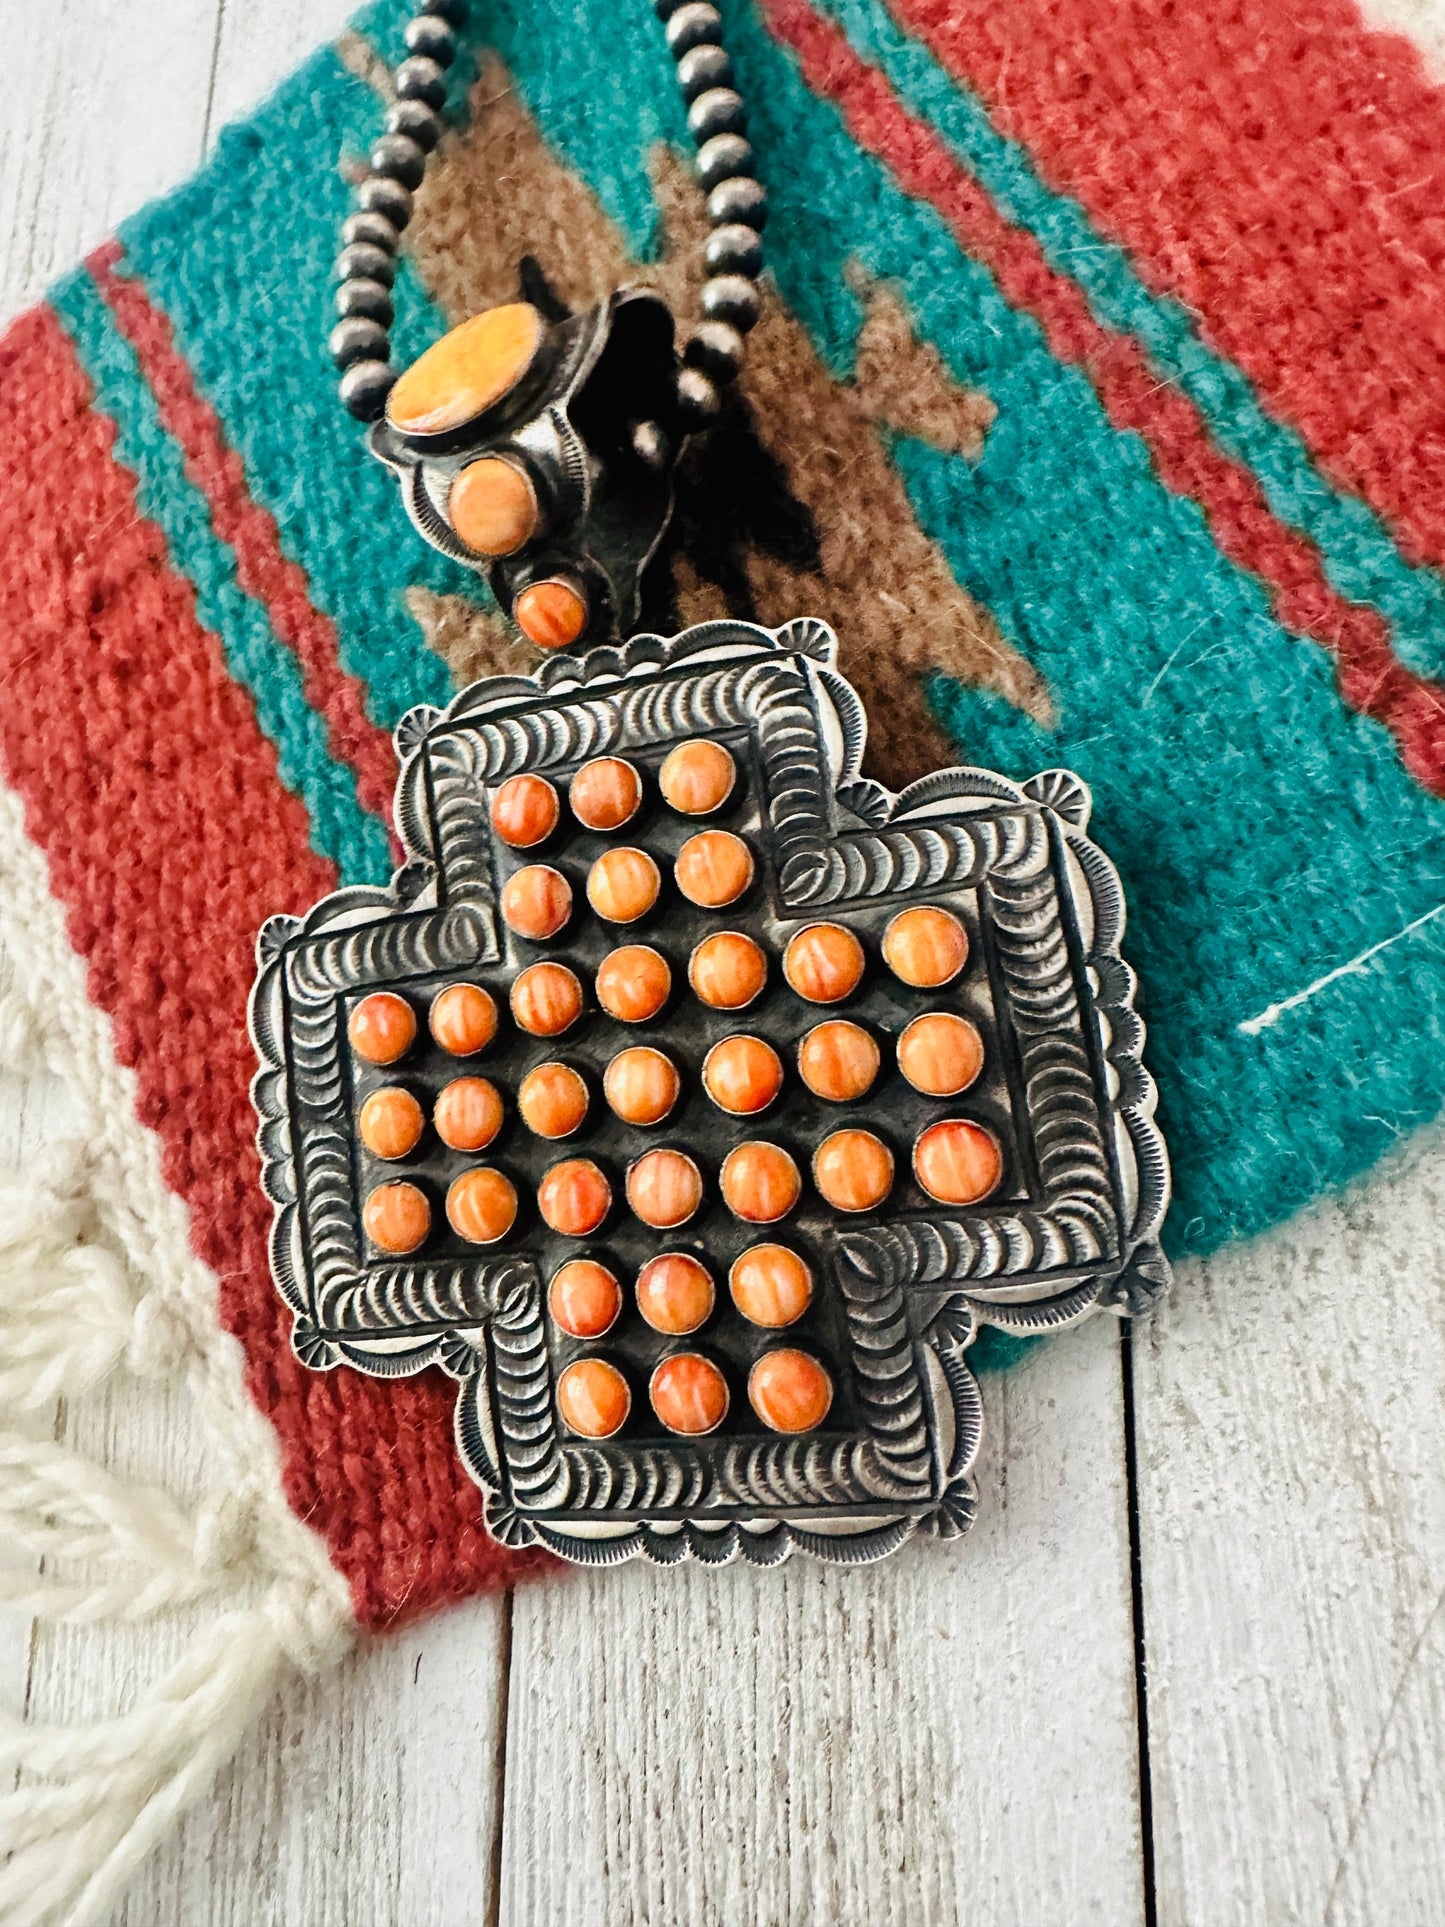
817, 0, 1445, 680
51, 266, 391, 888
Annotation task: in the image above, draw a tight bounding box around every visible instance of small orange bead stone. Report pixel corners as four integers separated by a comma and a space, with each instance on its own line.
349, 992, 416, 1065
702, 1034, 783, 1116
689, 931, 767, 1011
517, 1061, 590, 1139
883, 905, 969, 988
649, 1352, 730, 1435
450, 456, 539, 557
783, 923, 866, 1004
587, 846, 661, 924
603, 1047, 680, 1127
674, 830, 755, 909
490, 773, 560, 850
748, 1348, 833, 1434
659, 738, 736, 815
433, 1076, 504, 1153
913, 1119, 1002, 1205
538, 1158, 612, 1236
729, 1244, 813, 1328
720, 1141, 801, 1224
626, 1148, 703, 1229
429, 982, 499, 1056
548, 1260, 623, 1340
363, 1180, 431, 1255
387, 303, 544, 438
446, 1166, 519, 1245
797, 1020, 880, 1103
812, 1128, 895, 1213
514, 578, 588, 651
501, 864, 572, 940
557, 1357, 631, 1439
358, 1086, 424, 1161
897, 1012, 985, 1097
570, 757, 642, 832
595, 945, 671, 1024
635, 1253, 715, 1336
510, 962, 583, 1037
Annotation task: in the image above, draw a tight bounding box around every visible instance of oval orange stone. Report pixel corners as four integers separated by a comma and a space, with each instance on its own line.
363, 1180, 431, 1255
429, 982, 499, 1056
635, 1252, 715, 1336
783, 923, 866, 1004
674, 830, 754, 908
586, 847, 660, 924
387, 302, 544, 438
729, 1244, 813, 1328
538, 1158, 612, 1237
659, 738, 736, 815
358, 1086, 424, 1161
450, 455, 539, 557
897, 1012, 985, 1097
595, 945, 671, 1024
689, 931, 767, 1011
913, 1119, 1002, 1205
445, 1166, 519, 1245
349, 992, 416, 1065
501, 864, 572, 940
812, 1128, 894, 1213
570, 757, 641, 832
510, 962, 583, 1037
433, 1076, 504, 1153
702, 1034, 783, 1116
720, 1141, 800, 1224
557, 1357, 631, 1439
514, 578, 588, 651
626, 1148, 703, 1229
548, 1260, 622, 1340
883, 905, 969, 988
603, 1047, 679, 1127
797, 1020, 880, 1103
649, 1352, 729, 1435
490, 773, 559, 850
748, 1348, 833, 1434
517, 1061, 589, 1139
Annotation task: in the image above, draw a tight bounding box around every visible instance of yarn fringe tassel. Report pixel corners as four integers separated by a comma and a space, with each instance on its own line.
0, 792, 356, 1927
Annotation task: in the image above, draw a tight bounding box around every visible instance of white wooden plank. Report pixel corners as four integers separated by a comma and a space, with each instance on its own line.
207, 0, 362, 138
501, 1317, 1146, 1927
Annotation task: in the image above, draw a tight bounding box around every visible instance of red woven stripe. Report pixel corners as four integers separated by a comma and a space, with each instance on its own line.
764, 0, 1445, 791
0, 304, 533, 1623
89, 244, 400, 829
890, 0, 1445, 578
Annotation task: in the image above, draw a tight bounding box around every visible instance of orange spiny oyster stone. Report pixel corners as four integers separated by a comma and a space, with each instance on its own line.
538, 1158, 612, 1236
557, 1356, 631, 1438
501, 864, 572, 940
445, 1166, 519, 1245
363, 1180, 431, 1255
688, 931, 767, 1011
783, 923, 866, 1004
570, 756, 642, 832
897, 1012, 985, 1097
659, 738, 736, 815
812, 1128, 894, 1213
748, 1348, 833, 1433
517, 1061, 590, 1139
626, 1148, 703, 1229
358, 1086, 424, 1161
649, 1352, 729, 1435
433, 1076, 504, 1153
429, 981, 499, 1056
387, 303, 544, 437
348, 991, 416, 1065
796, 1020, 880, 1103
595, 944, 671, 1023
514, 578, 588, 651
719, 1141, 801, 1224
913, 1119, 1002, 1205
490, 772, 559, 850
510, 962, 583, 1037
702, 1034, 783, 1116
586, 846, 661, 924
450, 455, 539, 557
673, 830, 754, 908
728, 1243, 813, 1329
603, 1047, 680, 1127
882, 905, 969, 988
635, 1252, 715, 1336
548, 1259, 623, 1340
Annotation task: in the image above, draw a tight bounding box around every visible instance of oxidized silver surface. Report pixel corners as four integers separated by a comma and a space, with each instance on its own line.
249, 618, 1171, 1568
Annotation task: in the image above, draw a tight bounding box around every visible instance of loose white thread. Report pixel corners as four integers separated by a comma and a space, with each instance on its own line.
1238, 899, 1445, 1035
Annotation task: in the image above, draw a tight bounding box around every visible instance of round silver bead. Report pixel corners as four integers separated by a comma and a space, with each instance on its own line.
330, 316, 390, 369
707, 175, 767, 230
676, 43, 732, 101
387, 98, 443, 151
335, 278, 395, 325
702, 273, 760, 333
339, 359, 395, 421
676, 365, 722, 427
341, 210, 399, 252
685, 320, 745, 384
404, 14, 456, 65
665, 4, 722, 59
370, 134, 427, 191
688, 87, 747, 143
697, 134, 753, 195
336, 241, 395, 286
394, 55, 447, 109
703, 222, 763, 278
358, 175, 412, 230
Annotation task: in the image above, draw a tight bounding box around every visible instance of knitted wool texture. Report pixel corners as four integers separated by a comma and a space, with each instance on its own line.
1, 0, 1444, 1628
